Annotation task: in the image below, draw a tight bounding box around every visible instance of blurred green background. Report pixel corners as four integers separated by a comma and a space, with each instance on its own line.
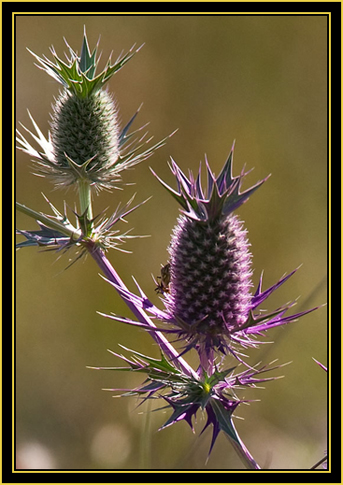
16, 14, 327, 470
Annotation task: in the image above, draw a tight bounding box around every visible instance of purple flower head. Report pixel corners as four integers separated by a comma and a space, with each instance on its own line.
100, 142, 320, 373
149, 144, 319, 369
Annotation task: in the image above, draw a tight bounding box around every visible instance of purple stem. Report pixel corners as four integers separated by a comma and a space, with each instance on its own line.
86, 241, 197, 378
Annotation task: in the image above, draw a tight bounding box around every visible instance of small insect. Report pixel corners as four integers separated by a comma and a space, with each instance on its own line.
155, 263, 171, 294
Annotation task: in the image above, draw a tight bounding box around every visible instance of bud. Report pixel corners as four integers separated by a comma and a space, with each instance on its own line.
49, 88, 120, 188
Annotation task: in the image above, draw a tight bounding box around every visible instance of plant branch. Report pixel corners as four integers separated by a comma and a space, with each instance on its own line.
86, 241, 198, 379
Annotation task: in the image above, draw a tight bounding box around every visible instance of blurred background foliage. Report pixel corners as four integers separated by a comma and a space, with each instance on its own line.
16, 14, 327, 470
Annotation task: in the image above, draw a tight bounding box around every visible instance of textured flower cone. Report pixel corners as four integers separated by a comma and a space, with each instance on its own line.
168, 213, 253, 366
50, 89, 119, 179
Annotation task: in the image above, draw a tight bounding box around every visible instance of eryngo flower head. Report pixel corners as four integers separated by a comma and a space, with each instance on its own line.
16, 29, 169, 191
145, 143, 319, 368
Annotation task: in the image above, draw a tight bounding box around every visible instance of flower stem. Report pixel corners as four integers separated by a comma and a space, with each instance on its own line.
86, 241, 197, 379
77, 178, 93, 220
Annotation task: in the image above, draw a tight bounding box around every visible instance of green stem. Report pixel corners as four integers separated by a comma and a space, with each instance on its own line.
77, 178, 93, 220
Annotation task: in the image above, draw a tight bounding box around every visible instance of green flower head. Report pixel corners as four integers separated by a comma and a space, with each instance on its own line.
17, 28, 168, 191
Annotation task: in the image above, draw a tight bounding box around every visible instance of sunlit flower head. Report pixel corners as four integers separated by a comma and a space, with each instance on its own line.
103, 143, 320, 371
16, 29, 168, 191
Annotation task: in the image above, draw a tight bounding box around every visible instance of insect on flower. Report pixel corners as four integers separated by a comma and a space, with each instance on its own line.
155, 263, 171, 294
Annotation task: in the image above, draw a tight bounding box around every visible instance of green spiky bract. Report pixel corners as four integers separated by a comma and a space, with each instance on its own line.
29, 28, 141, 98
